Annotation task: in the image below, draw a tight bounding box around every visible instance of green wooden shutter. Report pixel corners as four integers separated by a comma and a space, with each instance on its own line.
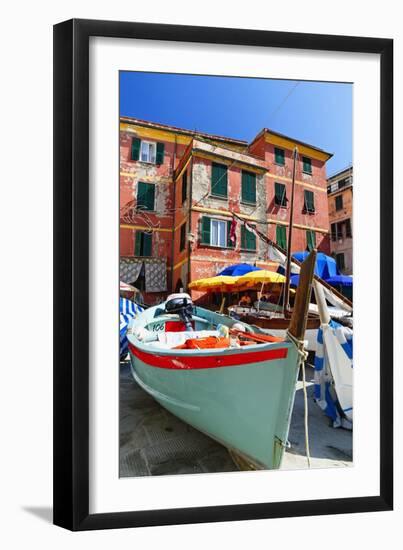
275, 182, 286, 206
335, 194, 343, 210
143, 232, 152, 256
275, 147, 285, 165
211, 163, 228, 197
156, 142, 165, 165
147, 184, 155, 211
137, 182, 155, 211
131, 138, 141, 161
276, 225, 287, 250
181, 171, 187, 203
302, 156, 312, 174
306, 230, 316, 251
201, 216, 211, 244
241, 225, 256, 250
346, 218, 352, 238
241, 171, 256, 204
304, 190, 315, 212
134, 232, 141, 256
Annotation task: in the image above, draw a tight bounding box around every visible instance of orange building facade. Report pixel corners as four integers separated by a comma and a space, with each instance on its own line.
120, 117, 332, 304
327, 167, 353, 274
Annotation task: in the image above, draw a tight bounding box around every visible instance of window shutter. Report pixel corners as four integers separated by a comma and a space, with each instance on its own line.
306, 230, 316, 251
131, 138, 141, 161
143, 232, 152, 256
134, 232, 141, 256
275, 147, 285, 165
137, 182, 155, 211
137, 182, 146, 209
275, 182, 287, 206
335, 194, 343, 210
302, 157, 312, 174
181, 171, 187, 204
276, 225, 287, 250
247, 228, 256, 250
156, 142, 165, 165
146, 184, 155, 211
211, 163, 228, 197
241, 225, 256, 250
241, 171, 256, 203
304, 190, 315, 212
346, 218, 352, 238
201, 216, 211, 244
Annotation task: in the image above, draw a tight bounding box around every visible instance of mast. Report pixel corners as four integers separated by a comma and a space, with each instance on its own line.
284, 147, 298, 314
288, 249, 317, 340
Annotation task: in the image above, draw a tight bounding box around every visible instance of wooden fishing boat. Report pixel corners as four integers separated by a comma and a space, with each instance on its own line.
127, 251, 317, 470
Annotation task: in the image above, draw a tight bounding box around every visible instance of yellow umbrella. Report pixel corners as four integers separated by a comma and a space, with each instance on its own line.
236, 270, 286, 287
188, 275, 240, 292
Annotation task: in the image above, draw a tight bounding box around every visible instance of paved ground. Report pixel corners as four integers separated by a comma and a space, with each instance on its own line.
119, 361, 352, 477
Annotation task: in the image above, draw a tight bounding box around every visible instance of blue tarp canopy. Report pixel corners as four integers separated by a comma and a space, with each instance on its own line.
290, 274, 300, 287
292, 251, 338, 279
218, 263, 262, 277
326, 275, 353, 287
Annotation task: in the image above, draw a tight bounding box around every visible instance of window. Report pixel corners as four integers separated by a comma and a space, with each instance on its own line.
302, 156, 312, 174
180, 223, 187, 251
136, 182, 155, 211
274, 182, 287, 207
135, 231, 152, 257
336, 223, 343, 240
346, 218, 352, 238
306, 230, 316, 251
304, 190, 315, 213
200, 217, 233, 248
274, 147, 285, 165
335, 194, 343, 211
211, 162, 228, 198
336, 253, 345, 272
276, 225, 287, 250
211, 219, 227, 247
130, 138, 164, 165
241, 171, 256, 204
331, 223, 337, 241
140, 141, 156, 163
181, 171, 187, 204
241, 225, 257, 251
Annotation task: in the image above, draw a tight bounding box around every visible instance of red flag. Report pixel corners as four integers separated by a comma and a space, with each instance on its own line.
229, 218, 237, 245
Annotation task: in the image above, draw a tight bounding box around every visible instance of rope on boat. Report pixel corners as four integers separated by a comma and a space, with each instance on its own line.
286, 330, 311, 468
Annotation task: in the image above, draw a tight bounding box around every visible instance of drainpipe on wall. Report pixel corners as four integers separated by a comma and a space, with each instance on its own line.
187, 156, 193, 291
170, 135, 178, 293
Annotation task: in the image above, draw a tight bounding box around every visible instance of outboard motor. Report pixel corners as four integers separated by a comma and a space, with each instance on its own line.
165, 293, 194, 331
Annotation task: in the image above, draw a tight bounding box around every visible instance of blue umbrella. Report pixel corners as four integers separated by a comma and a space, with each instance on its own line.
326, 275, 353, 287
292, 251, 339, 278
218, 263, 262, 277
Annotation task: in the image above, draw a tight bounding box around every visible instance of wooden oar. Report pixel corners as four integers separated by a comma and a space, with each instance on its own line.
229, 328, 284, 343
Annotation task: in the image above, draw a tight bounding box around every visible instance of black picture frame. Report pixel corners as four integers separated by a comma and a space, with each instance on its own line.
53, 18, 393, 531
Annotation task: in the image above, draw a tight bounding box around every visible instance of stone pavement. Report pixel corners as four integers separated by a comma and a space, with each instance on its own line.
119, 361, 352, 477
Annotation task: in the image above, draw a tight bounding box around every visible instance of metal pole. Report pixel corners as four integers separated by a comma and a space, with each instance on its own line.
284, 147, 298, 313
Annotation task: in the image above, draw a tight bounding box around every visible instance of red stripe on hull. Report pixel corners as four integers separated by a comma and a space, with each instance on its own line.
129, 342, 288, 370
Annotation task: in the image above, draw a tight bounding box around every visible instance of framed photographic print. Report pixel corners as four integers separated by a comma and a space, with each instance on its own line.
53, 19, 393, 530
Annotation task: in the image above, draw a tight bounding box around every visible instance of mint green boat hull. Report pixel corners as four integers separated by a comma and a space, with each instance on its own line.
129, 347, 298, 469
128, 304, 298, 469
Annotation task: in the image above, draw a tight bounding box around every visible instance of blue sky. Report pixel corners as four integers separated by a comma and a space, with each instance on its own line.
120, 72, 352, 176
